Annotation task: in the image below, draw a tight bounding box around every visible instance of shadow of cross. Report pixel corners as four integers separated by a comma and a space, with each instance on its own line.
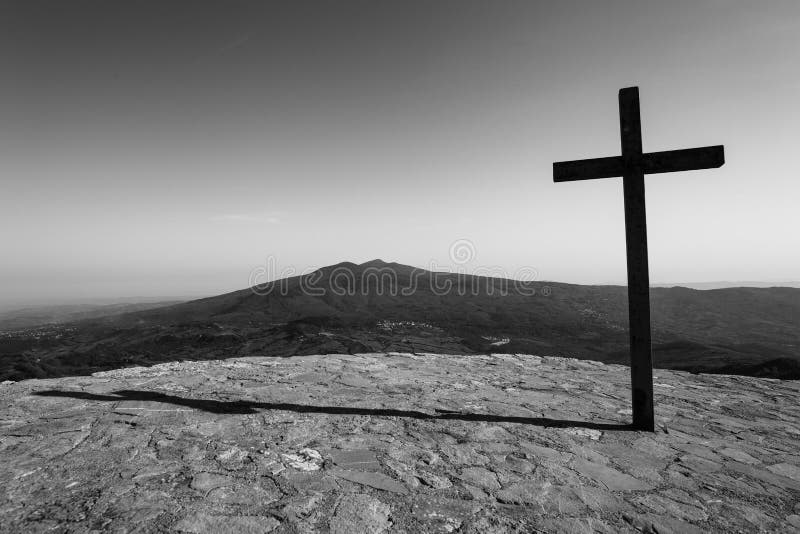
553, 86, 725, 432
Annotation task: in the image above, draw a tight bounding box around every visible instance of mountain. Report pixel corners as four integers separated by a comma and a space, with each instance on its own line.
0, 260, 798, 381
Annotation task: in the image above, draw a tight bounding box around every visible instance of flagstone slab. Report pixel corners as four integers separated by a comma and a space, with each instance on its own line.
174, 513, 280, 533
329, 493, 392, 534
572, 458, 655, 491
330, 448, 381, 471
330, 468, 408, 494
767, 462, 800, 482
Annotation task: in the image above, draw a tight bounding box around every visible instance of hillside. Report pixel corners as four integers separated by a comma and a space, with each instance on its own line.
0, 260, 797, 381
1, 352, 798, 532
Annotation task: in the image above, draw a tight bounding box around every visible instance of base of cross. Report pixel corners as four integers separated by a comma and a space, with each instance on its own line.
553, 87, 724, 432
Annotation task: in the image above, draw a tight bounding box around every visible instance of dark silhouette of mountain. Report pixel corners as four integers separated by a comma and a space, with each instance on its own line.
1, 260, 797, 381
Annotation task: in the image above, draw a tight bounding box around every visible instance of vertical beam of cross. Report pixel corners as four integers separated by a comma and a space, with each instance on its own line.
552, 87, 724, 432
619, 88, 654, 431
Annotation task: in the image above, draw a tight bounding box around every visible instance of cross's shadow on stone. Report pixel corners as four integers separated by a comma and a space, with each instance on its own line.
34, 389, 633, 431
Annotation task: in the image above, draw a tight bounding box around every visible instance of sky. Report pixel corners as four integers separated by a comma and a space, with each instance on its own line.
2, 0, 799, 306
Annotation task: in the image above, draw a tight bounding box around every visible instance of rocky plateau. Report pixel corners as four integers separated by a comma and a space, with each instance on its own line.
1, 352, 798, 533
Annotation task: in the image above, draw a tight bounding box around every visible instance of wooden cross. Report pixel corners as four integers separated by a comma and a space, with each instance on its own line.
553, 87, 724, 431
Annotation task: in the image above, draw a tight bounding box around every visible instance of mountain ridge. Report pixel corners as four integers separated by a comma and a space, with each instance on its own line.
0, 260, 797, 381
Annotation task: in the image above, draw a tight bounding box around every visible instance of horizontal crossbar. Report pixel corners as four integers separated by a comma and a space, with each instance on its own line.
643, 145, 725, 175
553, 156, 623, 182
553, 145, 725, 183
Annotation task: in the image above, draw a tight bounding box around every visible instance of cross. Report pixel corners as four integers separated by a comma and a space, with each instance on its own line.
553, 87, 724, 431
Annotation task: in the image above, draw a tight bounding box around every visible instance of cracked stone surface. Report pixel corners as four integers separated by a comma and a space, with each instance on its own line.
0, 352, 798, 532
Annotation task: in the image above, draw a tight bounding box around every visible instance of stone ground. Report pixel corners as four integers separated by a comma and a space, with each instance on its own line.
0, 353, 799, 533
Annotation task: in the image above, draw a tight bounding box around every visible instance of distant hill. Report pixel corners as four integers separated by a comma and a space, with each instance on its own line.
0, 260, 797, 380
0, 300, 186, 331
652, 280, 800, 290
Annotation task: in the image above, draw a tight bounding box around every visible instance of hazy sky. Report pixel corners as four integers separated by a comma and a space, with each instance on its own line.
2, 0, 799, 305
